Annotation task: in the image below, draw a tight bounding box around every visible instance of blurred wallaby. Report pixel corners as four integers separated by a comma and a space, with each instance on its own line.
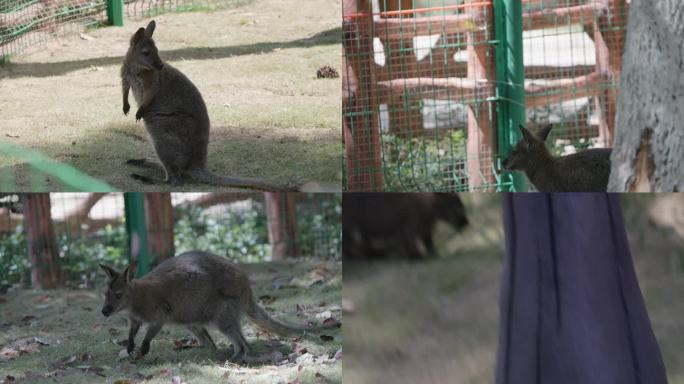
99, 252, 336, 360
121, 20, 291, 191
342, 193, 469, 260
502, 124, 612, 192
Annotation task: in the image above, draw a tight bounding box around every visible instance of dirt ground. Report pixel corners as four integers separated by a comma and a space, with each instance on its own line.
0, 260, 342, 383
0, 0, 341, 191
343, 194, 684, 384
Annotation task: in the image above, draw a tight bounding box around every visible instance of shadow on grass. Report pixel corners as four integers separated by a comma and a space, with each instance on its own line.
0, 27, 341, 79
4, 121, 341, 191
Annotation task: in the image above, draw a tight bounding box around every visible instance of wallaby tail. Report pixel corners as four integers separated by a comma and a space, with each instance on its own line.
188, 168, 296, 192
245, 299, 335, 337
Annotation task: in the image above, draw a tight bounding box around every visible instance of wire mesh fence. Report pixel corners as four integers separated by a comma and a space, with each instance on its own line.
342, 0, 628, 192
0, 192, 342, 290
0, 0, 248, 60
123, 0, 247, 18
0, 0, 108, 60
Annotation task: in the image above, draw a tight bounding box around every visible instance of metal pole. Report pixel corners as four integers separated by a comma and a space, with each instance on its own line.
495, 0, 527, 191
107, 0, 124, 26
124, 193, 150, 277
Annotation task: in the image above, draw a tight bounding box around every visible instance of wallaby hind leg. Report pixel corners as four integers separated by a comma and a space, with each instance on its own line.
187, 325, 217, 351
215, 301, 250, 361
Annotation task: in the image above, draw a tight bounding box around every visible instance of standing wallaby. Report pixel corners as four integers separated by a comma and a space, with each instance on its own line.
502, 124, 612, 192
99, 252, 336, 361
121, 20, 292, 191
342, 193, 469, 260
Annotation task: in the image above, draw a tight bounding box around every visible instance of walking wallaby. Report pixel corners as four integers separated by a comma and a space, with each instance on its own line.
99, 252, 337, 360
502, 124, 612, 192
343, 193, 469, 260
121, 20, 292, 191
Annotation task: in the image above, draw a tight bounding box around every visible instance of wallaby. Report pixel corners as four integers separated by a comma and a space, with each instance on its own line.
99, 252, 337, 361
502, 124, 612, 192
121, 20, 292, 191
342, 193, 469, 260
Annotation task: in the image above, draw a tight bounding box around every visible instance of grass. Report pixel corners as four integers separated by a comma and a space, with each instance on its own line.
343, 194, 684, 384
0, 0, 341, 191
0, 259, 342, 383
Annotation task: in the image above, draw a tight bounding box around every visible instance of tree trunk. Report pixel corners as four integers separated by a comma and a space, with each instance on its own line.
23, 194, 61, 289
144, 193, 175, 264
609, 0, 684, 191
265, 193, 299, 260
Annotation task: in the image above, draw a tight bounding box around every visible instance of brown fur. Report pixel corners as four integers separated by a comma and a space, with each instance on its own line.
99, 252, 335, 361
503, 124, 612, 192
121, 20, 292, 191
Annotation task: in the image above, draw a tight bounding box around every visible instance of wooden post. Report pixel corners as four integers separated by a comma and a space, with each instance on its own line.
144, 193, 175, 264
466, 0, 496, 190
343, 0, 384, 191
265, 193, 299, 259
594, 0, 627, 147
23, 194, 61, 289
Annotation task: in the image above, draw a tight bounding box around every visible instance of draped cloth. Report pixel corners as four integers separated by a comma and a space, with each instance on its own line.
496, 193, 668, 384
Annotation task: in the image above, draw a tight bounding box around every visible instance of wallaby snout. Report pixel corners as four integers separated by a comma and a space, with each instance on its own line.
102, 306, 114, 317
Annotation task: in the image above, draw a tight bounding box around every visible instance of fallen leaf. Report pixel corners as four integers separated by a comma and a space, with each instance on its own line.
171, 376, 182, 384
92, 323, 103, 332
113, 380, 132, 384
157, 369, 173, 377
79, 33, 95, 40
109, 328, 121, 336
20, 315, 37, 324
82, 306, 93, 311
133, 372, 154, 381
4, 375, 16, 384
322, 317, 341, 328
320, 335, 334, 342
258, 294, 276, 305
333, 348, 342, 360
173, 338, 199, 351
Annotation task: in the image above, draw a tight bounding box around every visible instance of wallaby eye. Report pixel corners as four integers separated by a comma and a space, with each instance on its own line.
115, 292, 123, 299
142, 50, 150, 56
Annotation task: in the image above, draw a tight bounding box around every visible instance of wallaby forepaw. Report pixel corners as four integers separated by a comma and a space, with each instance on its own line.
135, 109, 145, 121
123, 104, 130, 116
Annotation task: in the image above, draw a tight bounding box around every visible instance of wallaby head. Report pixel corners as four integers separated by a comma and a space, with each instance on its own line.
433, 193, 469, 231
99, 263, 137, 317
127, 20, 164, 71
503, 124, 554, 171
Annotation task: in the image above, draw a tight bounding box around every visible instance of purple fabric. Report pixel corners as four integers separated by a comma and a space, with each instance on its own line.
496, 193, 667, 384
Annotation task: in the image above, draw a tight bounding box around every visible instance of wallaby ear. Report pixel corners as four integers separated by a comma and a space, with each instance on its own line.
519, 125, 535, 143
131, 27, 145, 45
145, 20, 156, 37
124, 262, 137, 283
537, 124, 554, 142
99, 264, 117, 280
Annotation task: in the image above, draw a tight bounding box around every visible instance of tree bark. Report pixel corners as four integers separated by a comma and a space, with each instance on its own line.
265, 193, 299, 260
23, 194, 61, 289
144, 193, 175, 263
609, 0, 684, 191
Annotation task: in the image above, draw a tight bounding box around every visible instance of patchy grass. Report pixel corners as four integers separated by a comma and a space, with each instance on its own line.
0, 0, 341, 191
343, 194, 684, 384
0, 260, 342, 383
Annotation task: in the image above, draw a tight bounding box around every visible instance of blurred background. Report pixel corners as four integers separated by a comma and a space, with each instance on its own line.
343, 193, 684, 384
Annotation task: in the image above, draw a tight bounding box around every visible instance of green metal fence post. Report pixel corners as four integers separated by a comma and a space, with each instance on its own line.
494, 0, 527, 191
107, 0, 124, 26
124, 193, 150, 277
